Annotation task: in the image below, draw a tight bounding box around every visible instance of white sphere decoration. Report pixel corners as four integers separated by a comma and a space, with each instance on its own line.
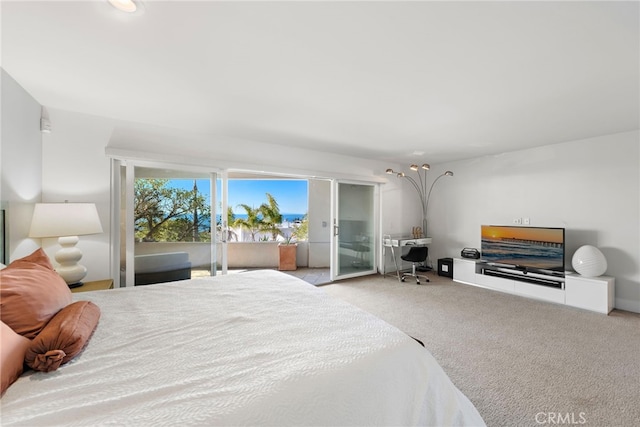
572, 245, 607, 277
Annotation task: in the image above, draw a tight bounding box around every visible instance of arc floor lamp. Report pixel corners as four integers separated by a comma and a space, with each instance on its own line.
386, 165, 454, 237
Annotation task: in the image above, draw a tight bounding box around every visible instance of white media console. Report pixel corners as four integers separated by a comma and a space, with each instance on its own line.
453, 258, 614, 314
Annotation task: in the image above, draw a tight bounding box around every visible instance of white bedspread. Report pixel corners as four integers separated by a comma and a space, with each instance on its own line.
2, 270, 484, 426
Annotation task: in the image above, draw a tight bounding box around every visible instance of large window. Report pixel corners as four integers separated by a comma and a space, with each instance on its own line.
133, 176, 309, 244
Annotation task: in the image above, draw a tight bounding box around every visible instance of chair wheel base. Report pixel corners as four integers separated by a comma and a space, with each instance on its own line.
400, 273, 430, 285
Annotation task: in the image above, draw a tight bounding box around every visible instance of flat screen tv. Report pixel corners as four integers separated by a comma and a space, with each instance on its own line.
481, 225, 565, 273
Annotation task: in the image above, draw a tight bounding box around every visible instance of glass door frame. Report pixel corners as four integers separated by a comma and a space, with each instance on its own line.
110, 158, 382, 286
217, 170, 228, 276
110, 158, 225, 287
330, 179, 379, 281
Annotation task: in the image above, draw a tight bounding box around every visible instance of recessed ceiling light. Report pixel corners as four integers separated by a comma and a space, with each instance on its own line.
108, 0, 137, 13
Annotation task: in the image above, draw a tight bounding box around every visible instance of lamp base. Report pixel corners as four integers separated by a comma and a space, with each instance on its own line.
67, 282, 84, 289
54, 236, 88, 285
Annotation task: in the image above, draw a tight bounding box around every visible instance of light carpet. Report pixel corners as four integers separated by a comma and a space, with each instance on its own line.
321, 272, 640, 427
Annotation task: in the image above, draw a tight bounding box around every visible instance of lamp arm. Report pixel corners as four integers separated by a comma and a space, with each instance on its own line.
424, 173, 448, 217
403, 175, 427, 236
390, 166, 451, 238
403, 175, 427, 209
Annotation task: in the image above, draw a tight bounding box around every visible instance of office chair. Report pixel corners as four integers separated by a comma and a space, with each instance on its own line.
400, 246, 429, 284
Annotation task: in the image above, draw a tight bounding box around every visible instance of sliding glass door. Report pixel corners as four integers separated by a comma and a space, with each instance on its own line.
330, 181, 377, 281
113, 161, 221, 287
111, 160, 379, 286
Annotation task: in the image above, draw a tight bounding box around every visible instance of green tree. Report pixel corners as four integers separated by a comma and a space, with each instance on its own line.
216, 206, 238, 242
233, 204, 264, 242
232, 193, 287, 242
259, 192, 283, 241
134, 179, 211, 242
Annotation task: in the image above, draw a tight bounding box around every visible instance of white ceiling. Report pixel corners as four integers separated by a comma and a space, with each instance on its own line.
2, 1, 638, 165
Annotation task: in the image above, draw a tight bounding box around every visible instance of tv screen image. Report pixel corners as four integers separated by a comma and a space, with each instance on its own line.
481, 225, 565, 272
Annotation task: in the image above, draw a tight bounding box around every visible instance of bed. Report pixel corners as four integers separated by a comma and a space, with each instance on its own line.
2, 265, 484, 426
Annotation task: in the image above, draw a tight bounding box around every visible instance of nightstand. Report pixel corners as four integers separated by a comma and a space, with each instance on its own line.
71, 279, 114, 293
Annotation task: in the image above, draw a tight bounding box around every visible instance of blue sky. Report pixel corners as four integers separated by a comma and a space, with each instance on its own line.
169, 179, 308, 214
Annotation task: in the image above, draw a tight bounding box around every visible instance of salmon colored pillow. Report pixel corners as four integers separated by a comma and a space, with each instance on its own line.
0, 248, 72, 339
1, 320, 31, 395
7, 247, 55, 270
25, 301, 101, 372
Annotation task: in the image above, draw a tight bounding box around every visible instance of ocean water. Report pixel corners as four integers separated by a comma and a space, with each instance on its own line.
481, 238, 564, 269
171, 213, 305, 230
214, 213, 305, 224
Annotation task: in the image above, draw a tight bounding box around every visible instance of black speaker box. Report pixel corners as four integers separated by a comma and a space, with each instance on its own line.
438, 258, 453, 278
461, 248, 480, 259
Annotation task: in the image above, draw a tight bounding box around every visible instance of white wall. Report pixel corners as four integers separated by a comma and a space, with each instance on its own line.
40, 108, 114, 281
427, 130, 640, 313
0, 69, 42, 261
106, 124, 398, 182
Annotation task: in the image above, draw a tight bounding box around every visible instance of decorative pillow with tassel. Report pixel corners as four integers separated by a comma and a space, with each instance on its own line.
25, 301, 101, 372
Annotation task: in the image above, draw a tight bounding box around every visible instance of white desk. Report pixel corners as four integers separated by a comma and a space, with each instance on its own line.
383, 235, 432, 281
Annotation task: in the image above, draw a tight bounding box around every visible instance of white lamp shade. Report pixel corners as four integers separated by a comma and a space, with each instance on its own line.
29, 203, 102, 286
29, 203, 103, 238
572, 245, 607, 277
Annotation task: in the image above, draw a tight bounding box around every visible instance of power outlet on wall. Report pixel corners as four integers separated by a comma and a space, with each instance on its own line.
513, 218, 522, 225
523, 218, 530, 225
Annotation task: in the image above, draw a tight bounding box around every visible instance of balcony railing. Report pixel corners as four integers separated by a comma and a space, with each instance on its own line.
134, 241, 310, 271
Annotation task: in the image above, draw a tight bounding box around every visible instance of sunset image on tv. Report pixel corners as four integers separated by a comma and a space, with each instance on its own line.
481, 225, 565, 270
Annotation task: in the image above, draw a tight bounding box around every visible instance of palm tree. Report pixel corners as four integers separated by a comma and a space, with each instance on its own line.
233, 204, 263, 241
259, 192, 283, 241
216, 206, 238, 242
225, 206, 238, 241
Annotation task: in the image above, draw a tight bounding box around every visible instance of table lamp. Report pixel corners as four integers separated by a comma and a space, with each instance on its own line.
29, 202, 103, 288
